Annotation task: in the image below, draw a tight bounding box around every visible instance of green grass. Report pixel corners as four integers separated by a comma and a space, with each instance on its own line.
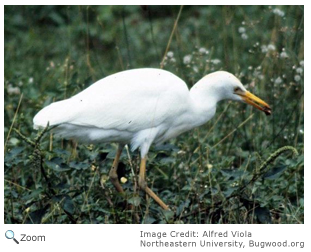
4, 5, 304, 224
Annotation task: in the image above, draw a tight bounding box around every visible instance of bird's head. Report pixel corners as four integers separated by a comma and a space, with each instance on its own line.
201, 71, 271, 115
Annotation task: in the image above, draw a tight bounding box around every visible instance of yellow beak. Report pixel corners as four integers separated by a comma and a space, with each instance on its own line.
239, 91, 271, 115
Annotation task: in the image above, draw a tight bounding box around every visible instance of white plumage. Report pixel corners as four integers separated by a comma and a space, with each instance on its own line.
33, 68, 271, 209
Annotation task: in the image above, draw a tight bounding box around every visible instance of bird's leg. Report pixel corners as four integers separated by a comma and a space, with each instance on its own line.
138, 157, 169, 210
109, 145, 124, 193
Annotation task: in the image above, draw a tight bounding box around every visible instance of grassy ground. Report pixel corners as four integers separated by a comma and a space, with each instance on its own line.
4, 5, 304, 224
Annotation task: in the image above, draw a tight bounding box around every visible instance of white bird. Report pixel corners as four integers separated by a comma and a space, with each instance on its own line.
33, 68, 271, 210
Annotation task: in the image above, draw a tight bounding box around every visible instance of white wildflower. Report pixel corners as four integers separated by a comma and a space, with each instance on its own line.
299, 60, 304, 67
267, 44, 276, 51
7, 84, 21, 95
273, 8, 285, 17
296, 67, 303, 74
294, 75, 301, 82
275, 77, 282, 84
211, 59, 221, 65
238, 27, 246, 33
261, 45, 268, 53
177, 150, 186, 155
183, 55, 192, 64
193, 66, 199, 73
199, 47, 208, 54
167, 51, 174, 58
29, 77, 34, 84
241, 33, 248, 40
280, 51, 288, 59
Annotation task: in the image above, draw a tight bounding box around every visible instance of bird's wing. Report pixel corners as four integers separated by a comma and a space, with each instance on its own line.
33, 69, 190, 133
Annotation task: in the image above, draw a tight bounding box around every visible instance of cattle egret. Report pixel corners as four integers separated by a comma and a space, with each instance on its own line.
33, 68, 271, 210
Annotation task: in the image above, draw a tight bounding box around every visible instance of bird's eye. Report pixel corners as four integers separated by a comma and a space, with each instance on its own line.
234, 87, 241, 93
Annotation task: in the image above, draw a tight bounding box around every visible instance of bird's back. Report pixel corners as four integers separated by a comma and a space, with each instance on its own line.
33, 68, 191, 146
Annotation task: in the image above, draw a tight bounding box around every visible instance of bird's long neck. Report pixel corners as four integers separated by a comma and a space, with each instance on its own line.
188, 80, 222, 128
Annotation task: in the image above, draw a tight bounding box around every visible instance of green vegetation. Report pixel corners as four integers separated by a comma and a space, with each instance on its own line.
4, 6, 304, 224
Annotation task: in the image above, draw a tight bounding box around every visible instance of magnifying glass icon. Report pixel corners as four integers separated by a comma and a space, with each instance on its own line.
5, 230, 19, 244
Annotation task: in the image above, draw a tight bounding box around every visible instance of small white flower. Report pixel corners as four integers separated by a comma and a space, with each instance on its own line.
275, 77, 282, 84
7, 84, 21, 95
261, 45, 268, 53
241, 33, 248, 40
170, 58, 176, 63
296, 67, 303, 74
167, 51, 174, 58
193, 66, 199, 73
273, 8, 285, 17
199, 47, 208, 54
294, 75, 301, 82
183, 55, 192, 64
267, 44, 276, 51
238, 27, 246, 33
29, 77, 34, 84
211, 59, 221, 65
280, 51, 288, 59
299, 60, 304, 67
177, 150, 186, 155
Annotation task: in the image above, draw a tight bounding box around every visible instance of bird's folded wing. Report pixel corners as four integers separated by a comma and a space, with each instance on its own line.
34, 70, 190, 133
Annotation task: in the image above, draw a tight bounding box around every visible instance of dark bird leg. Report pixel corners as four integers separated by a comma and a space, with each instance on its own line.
109, 144, 125, 193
